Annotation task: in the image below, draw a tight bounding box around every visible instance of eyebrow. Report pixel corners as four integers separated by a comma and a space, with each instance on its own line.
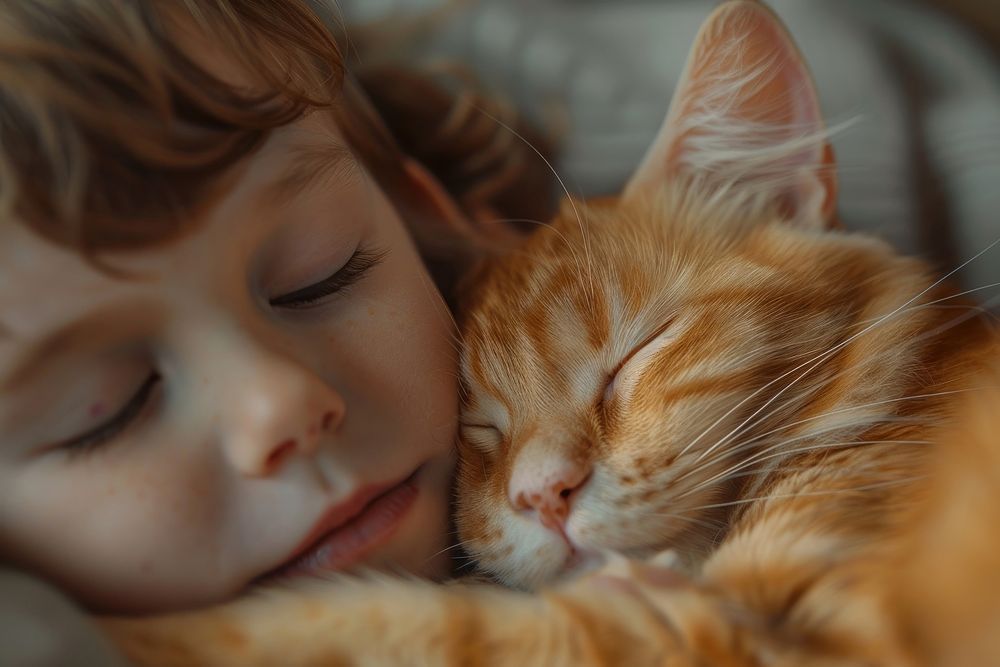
256, 141, 361, 209
0, 143, 359, 386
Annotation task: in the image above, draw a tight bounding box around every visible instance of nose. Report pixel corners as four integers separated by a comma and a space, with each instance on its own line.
218, 349, 346, 478
508, 454, 592, 530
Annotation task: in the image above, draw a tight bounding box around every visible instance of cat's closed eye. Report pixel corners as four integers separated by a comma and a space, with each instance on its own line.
460, 424, 503, 451
603, 316, 680, 406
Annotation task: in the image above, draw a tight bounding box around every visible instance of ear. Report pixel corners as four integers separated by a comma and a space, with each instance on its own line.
401, 157, 470, 227
624, 0, 838, 228
399, 157, 523, 252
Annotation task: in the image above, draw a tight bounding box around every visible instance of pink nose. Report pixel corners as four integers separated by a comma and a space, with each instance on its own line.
508, 457, 592, 530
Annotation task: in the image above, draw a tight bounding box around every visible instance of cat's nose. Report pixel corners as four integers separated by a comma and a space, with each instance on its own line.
508, 456, 592, 530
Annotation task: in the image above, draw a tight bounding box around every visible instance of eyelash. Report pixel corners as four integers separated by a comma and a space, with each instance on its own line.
269, 247, 387, 309
59, 249, 383, 457
63, 373, 161, 457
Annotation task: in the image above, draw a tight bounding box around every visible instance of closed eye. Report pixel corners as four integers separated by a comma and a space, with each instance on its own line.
459, 423, 503, 451
61, 372, 161, 456
603, 316, 679, 405
270, 247, 386, 309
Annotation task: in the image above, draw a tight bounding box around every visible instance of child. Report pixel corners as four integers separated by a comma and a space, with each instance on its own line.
0, 0, 546, 660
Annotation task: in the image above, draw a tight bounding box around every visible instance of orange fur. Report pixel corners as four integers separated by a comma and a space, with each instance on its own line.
98, 2, 1000, 664
885, 366, 1000, 667
103, 575, 687, 666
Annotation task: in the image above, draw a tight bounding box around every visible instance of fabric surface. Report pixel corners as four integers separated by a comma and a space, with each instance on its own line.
342, 0, 1000, 305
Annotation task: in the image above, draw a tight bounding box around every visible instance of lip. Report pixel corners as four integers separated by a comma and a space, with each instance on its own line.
263, 467, 421, 580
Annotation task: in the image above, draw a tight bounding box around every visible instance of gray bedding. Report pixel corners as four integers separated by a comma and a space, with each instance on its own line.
343, 0, 1000, 306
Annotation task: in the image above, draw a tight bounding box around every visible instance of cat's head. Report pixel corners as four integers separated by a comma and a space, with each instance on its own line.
454, 0, 924, 589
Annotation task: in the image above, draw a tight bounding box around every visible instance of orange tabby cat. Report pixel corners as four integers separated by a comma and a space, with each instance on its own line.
101, 1, 999, 665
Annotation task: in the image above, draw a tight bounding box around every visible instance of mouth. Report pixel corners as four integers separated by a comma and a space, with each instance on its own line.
261, 466, 421, 581
560, 537, 604, 577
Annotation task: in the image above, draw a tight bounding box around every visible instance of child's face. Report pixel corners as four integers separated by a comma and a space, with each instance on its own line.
0, 112, 459, 613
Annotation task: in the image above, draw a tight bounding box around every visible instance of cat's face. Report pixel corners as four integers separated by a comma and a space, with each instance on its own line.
452, 0, 899, 589
454, 190, 894, 588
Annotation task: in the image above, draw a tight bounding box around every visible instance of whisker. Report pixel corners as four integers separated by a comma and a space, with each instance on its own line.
675, 414, 924, 490
680, 236, 1000, 465
703, 289, 1000, 467
472, 105, 597, 306
683, 476, 925, 512
648, 512, 728, 532
676, 439, 931, 501
677, 388, 988, 483
479, 217, 583, 267
421, 539, 480, 567
454, 559, 482, 574
690, 276, 1000, 474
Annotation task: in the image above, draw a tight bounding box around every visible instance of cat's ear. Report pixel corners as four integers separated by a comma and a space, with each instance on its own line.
624, 0, 838, 228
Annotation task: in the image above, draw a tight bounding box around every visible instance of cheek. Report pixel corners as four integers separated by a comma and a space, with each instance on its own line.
454, 450, 511, 548
0, 446, 228, 611
573, 401, 732, 544
624, 366, 757, 455
351, 222, 459, 447
392, 283, 456, 420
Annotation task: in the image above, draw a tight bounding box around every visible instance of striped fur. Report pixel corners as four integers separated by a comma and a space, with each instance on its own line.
456, 177, 995, 591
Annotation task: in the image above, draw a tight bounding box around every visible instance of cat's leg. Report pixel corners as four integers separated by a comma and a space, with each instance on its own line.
99, 573, 687, 667
614, 445, 923, 666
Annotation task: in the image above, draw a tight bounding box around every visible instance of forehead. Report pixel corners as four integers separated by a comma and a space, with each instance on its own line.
0, 222, 116, 341
0, 112, 356, 363
460, 202, 796, 410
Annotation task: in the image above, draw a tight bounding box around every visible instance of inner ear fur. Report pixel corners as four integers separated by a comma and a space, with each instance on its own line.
624, 0, 838, 229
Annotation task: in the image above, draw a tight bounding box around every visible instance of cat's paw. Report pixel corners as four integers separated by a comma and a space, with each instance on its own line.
584, 553, 753, 657
587, 550, 691, 593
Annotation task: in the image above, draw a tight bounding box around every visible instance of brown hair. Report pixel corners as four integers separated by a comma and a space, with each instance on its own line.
0, 0, 553, 296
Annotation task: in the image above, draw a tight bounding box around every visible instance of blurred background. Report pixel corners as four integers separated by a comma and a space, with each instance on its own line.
339, 0, 1000, 305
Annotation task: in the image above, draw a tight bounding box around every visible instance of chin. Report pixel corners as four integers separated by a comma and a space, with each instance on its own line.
361, 451, 455, 580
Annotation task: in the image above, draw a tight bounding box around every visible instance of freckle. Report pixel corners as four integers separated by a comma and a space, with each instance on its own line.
88, 402, 107, 419
367, 306, 376, 317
